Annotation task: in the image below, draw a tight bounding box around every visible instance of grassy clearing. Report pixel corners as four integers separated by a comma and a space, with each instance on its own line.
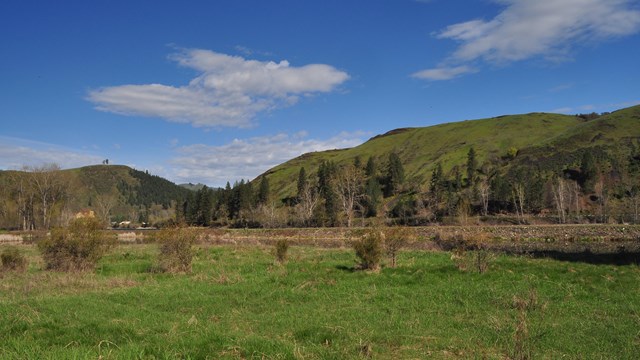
1, 243, 639, 359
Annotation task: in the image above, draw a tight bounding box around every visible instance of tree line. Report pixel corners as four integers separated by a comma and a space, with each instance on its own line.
179, 143, 640, 228
2, 141, 639, 230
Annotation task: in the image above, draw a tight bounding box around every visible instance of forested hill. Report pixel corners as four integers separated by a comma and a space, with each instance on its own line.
0, 165, 190, 229
260, 105, 640, 201
72, 165, 191, 208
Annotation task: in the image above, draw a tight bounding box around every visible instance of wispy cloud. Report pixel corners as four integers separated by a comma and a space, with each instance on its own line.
168, 131, 367, 186
416, 0, 640, 80
548, 83, 574, 92
551, 99, 640, 114
412, 65, 477, 81
88, 49, 350, 128
0, 137, 103, 170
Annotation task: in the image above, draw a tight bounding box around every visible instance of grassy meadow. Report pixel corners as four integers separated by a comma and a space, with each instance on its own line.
1, 243, 639, 359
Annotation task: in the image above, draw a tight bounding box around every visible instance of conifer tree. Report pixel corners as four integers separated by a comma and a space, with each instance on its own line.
364, 177, 382, 217
365, 156, 377, 178
384, 153, 404, 197
257, 176, 270, 205
297, 167, 307, 201
318, 161, 339, 226
466, 147, 477, 187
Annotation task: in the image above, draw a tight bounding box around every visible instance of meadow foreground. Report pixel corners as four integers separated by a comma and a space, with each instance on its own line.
1, 244, 639, 359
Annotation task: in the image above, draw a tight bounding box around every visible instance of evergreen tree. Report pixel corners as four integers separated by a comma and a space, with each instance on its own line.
384, 153, 404, 197
195, 186, 213, 226
234, 180, 253, 218
185, 191, 198, 225
430, 163, 443, 195
466, 147, 477, 187
452, 166, 463, 191
257, 176, 270, 205
363, 177, 382, 217
360, 157, 381, 217
297, 167, 307, 201
317, 161, 339, 226
365, 156, 377, 178
354, 156, 362, 169
490, 172, 511, 212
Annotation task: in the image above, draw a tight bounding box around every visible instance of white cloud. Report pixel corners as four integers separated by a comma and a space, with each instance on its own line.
412, 65, 477, 80
550, 107, 574, 114
548, 83, 575, 92
88, 49, 350, 128
168, 131, 366, 186
551, 100, 640, 114
416, 0, 640, 80
0, 137, 104, 170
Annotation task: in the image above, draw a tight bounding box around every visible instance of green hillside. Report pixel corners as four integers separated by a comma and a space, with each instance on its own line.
263, 106, 640, 200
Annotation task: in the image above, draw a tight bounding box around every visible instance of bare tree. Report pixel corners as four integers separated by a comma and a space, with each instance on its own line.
336, 164, 364, 227
94, 193, 120, 226
9, 170, 36, 230
256, 202, 285, 228
296, 181, 319, 226
551, 176, 568, 224
511, 182, 526, 224
478, 179, 491, 216
594, 175, 609, 223
29, 164, 67, 229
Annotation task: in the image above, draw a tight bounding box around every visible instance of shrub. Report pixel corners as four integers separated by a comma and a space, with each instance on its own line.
352, 228, 384, 271
156, 228, 197, 273
1, 247, 28, 272
384, 227, 411, 268
451, 248, 494, 274
437, 232, 494, 273
274, 239, 289, 264
39, 217, 115, 271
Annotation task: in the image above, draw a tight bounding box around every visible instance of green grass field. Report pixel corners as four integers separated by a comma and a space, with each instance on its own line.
1, 244, 639, 359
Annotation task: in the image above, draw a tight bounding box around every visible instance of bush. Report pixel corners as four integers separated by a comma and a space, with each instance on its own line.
39, 217, 115, 271
274, 239, 289, 264
451, 248, 493, 274
1, 247, 28, 272
352, 228, 384, 271
384, 227, 411, 268
435, 232, 494, 273
156, 228, 197, 273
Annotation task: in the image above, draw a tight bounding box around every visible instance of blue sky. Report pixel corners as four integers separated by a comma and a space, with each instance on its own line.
1, 0, 639, 187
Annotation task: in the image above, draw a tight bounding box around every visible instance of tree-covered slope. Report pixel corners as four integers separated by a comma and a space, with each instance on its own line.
0, 165, 190, 229
68, 165, 190, 208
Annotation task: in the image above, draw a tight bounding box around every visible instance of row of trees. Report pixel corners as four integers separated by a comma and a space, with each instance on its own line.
177, 142, 640, 228
176, 153, 406, 228
2, 142, 638, 230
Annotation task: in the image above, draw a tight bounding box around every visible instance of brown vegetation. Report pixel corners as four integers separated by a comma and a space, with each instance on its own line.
156, 227, 198, 273
38, 217, 115, 271
1, 247, 28, 272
